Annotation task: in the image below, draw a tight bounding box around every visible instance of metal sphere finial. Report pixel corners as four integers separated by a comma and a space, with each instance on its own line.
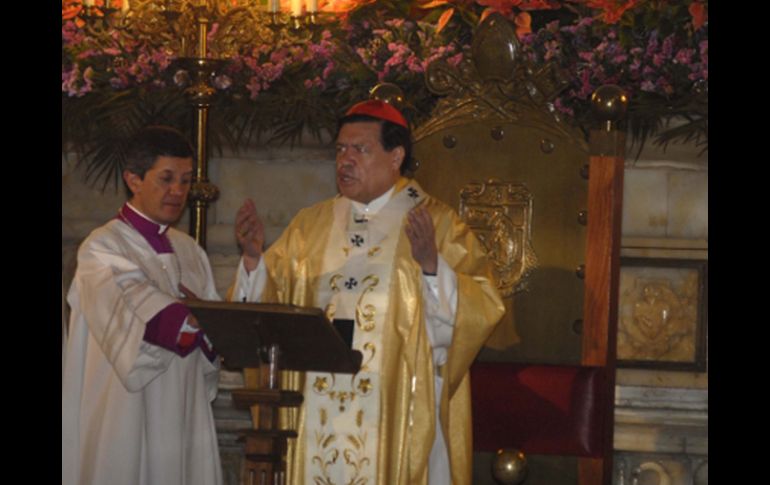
492, 448, 528, 485
369, 83, 406, 110
591, 84, 628, 131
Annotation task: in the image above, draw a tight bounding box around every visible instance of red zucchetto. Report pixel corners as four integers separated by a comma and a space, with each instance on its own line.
344, 100, 408, 128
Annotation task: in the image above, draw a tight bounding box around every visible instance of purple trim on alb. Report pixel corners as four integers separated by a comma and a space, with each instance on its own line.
142, 303, 195, 357
117, 203, 174, 254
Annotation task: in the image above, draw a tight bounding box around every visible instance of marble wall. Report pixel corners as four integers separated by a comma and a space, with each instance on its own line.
614, 139, 708, 485
62, 133, 707, 485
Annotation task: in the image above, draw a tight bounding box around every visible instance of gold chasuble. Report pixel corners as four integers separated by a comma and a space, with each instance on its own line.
260, 178, 504, 485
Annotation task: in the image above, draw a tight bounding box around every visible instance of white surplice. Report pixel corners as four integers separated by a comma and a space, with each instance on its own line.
62, 218, 223, 485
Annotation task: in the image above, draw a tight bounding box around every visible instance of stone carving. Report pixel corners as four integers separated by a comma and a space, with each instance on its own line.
618, 267, 701, 363
632, 461, 672, 485
459, 179, 537, 296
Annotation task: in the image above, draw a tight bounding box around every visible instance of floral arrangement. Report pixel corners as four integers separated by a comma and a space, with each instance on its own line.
62, 0, 707, 189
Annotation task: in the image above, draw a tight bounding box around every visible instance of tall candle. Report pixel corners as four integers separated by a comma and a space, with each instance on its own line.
84, 0, 95, 7
269, 0, 279, 13
290, 0, 302, 16
122, 0, 130, 13
306, 0, 317, 13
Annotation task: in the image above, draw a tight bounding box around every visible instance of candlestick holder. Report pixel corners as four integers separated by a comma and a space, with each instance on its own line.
77, 0, 327, 246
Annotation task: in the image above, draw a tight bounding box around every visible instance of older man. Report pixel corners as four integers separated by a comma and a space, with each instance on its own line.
62, 126, 223, 485
232, 101, 504, 485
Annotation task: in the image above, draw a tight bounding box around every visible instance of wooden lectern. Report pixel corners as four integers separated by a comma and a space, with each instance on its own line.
188, 301, 362, 485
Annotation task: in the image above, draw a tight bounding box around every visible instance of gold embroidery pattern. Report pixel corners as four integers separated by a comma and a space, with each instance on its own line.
355, 275, 379, 332
312, 374, 374, 413
326, 274, 343, 321
312, 407, 340, 485
357, 378, 373, 394
367, 246, 381, 258
330, 274, 343, 292
325, 303, 336, 322
330, 391, 353, 413
342, 409, 371, 485
360, 343, 376, 372
353, 376, 373, 396
314, 376, 330, 394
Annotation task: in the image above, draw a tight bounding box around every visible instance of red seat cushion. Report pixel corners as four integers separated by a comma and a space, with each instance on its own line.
470, 361, 607, 457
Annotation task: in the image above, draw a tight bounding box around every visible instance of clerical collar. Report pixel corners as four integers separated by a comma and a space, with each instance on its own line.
117, 203, 174, 254
349, 186, 395, 218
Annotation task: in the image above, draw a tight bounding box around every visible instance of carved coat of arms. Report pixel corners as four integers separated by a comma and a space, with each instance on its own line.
459, 179, 537, 296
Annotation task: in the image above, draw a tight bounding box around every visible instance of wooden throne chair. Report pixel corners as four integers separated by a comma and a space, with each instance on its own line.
411, 13, 626, 485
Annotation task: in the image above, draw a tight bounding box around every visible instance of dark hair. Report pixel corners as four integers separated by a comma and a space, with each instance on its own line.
337, 114, 413, 175
123, 126, 195, 195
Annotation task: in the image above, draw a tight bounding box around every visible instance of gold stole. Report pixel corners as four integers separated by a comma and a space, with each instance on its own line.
303, 180, 424, 484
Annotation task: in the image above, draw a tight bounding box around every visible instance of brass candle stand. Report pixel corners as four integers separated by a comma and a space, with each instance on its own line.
78, 0, 325, 247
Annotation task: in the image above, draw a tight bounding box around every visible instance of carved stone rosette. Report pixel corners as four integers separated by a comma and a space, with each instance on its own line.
459, 179, 537, 296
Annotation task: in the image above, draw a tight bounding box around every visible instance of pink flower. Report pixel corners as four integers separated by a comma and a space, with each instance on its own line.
646, 35, 659, 57
577, 69, 593, 98
62, 64, 95, 97
322, 61, 336, 79
553, 98, 574, 116
661, 35, 675, 58
62, 21, 84, 44
446, 52, 463, 67
611, 54, 627, 64
385, 18, 404, 29
270, 48, 289, 64
406, 54, 424, 73
207, 23, 219, 42
151, 50, 172, 70
674, 48, 694, 65
76, 49, 100, 60
247, 77, 262, 99
62, 65, 79, 96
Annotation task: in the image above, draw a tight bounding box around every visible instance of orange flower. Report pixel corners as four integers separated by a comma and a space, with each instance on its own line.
688, 1, 707, 30
417, 0, 452, 8
518, 0, 560, 10
514, 11, 531, 38
583, 0, 639, 24
62, 0, 83, 21
320, 0, 376, 12
436, 7, 455, 34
